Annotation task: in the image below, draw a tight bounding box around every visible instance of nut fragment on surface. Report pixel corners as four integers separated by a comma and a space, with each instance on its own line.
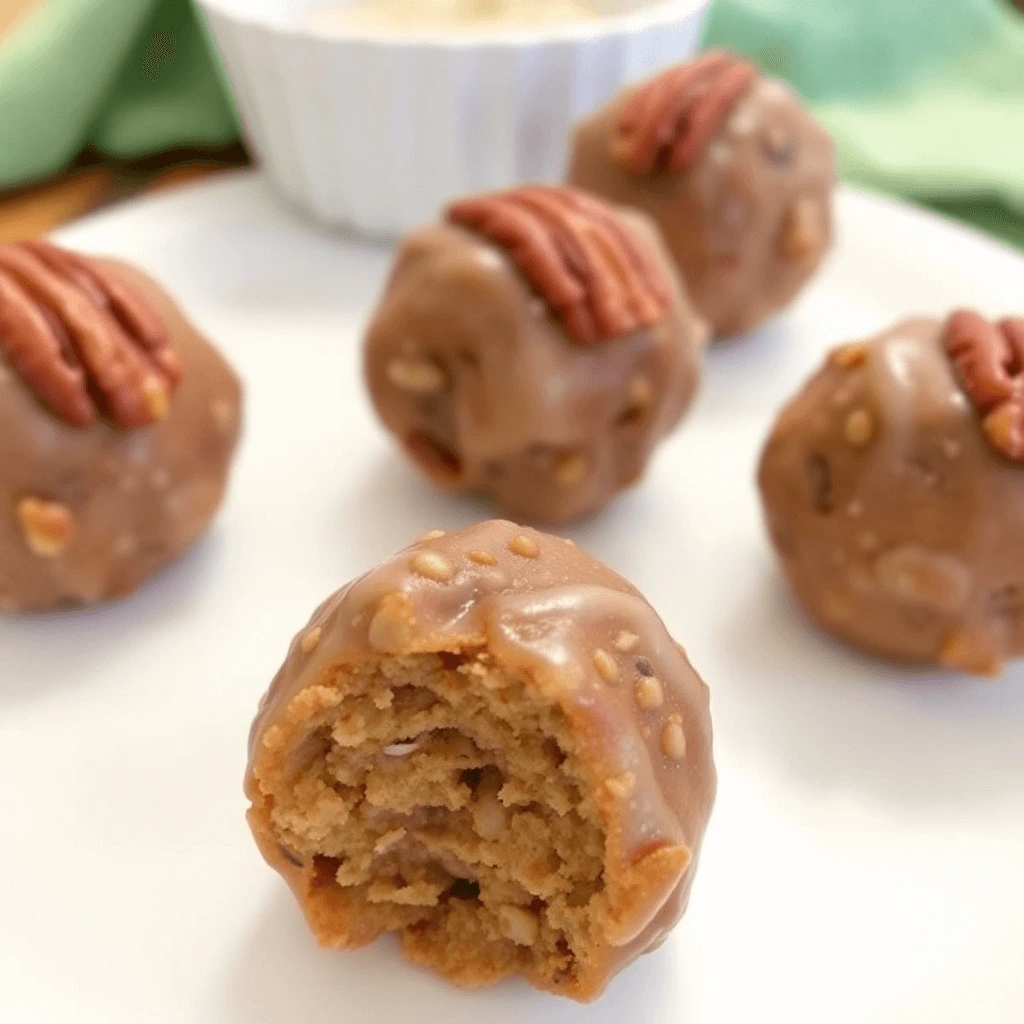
16, 497, 76, 557
591, 648, 619, 683
419, 529, 447, 541
509, 535, 539, 558
661, 715, 687, 760
613, 630, 640, 652
843, 408, 875, 447
553, 451, 589, 487
386, 357, 447, 395
780, 198, 823, 262
467, 550, 497, 566
635, 675, 664, 710
831, 343, 868, 370
411, 551, 454, 583
300, 626, 323, 654
367, 592, 417, 652
605, 772, 636, 799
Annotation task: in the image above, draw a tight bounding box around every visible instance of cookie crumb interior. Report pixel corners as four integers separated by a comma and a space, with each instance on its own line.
251, 651, 608, 993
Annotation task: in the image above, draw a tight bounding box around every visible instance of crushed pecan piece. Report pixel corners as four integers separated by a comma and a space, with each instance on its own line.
446, 186, 672, 346
944, 309, 1024, 460
614, 51, 757, 176
0, 240, 181, 429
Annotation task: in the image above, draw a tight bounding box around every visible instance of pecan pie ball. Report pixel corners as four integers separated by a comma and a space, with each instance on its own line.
363, 185, 708, 524
758, 311, 1024, 677
246, 520, 715, 1001
0, 240, 242, 611
568, 51, 835, 337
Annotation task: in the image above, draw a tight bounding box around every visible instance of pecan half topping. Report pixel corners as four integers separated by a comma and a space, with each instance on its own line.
614, 51, 756, 176
0, 240, 181, 429
945, 309, 1024, 460
446, 186, 672, 346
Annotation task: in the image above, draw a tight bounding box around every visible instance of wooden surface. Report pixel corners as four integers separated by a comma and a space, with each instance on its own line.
0, 155, 249, 243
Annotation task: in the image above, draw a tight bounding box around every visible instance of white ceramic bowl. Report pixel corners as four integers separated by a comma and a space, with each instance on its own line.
198, 0, 711, 236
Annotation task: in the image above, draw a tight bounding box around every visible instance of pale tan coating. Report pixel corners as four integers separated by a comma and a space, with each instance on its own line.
0, 258, 242, 611
364, 211, 708, 524
568, 69, 835, 337
246, 520, 715, 1000
758, 318, 1024, 677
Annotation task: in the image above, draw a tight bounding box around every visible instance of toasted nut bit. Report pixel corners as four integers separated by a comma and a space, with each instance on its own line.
16, 497, 76, 557
661, 715, 687, 760
368, 592, 416, 652
874, 545, 971, 613
509, 535, 539, 558
831, 343, 868, 370
411, 551, 454, 583
983, 404, 1016, 454
498, 905, 539, 947
844, 408, 875, 447
613, 630, 640, 653
627, 375, 654, 409
781, 198, 823, 262
467, 550, 497, 566
605, 772, 636, 799
473, 793, 506, 841
553, 451, 589, 487
419, 529, 446, 542
374, 827, 407, 854
386, 357, 447, 395
592, 648, 619, 683
939, 629, 1002, 677
142, 378, 170, 421
635, 675, 664, 710
300, 626, 322, 654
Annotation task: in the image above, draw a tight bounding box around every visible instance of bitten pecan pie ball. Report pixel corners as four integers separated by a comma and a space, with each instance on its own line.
246, 520, 715, 1001
568, 51, 835, 337
364, 185, 708, 524
759, 311, 1024, 677
0, 240, 242, 611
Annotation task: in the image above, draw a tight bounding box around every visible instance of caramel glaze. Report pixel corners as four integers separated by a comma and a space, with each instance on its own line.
759, 317, 1024, 676
569, 69, 835, 337
246, 520, 716, 998
363, 210, 707, 525
0, 258, 242, 611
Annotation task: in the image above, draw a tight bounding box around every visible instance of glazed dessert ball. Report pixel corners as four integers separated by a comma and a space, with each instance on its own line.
246, 520, 715, 1001
568, 50, 835, 337
364, 185, 708, 524
758, 311, 1024, 676
0, 240, 242, 611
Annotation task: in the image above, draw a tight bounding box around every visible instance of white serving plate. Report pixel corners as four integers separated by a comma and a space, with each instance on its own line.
1, 172, 1022, 1023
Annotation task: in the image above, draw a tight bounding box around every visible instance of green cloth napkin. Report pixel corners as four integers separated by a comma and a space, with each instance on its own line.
702, 0, 1024, 251
0, 0, 238, 188
1, 0, 1022, 253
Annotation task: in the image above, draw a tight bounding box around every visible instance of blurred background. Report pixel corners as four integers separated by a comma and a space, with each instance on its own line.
0, 0, 1022, 248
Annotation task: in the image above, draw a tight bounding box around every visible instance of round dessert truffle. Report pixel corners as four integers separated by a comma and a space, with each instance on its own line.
758, 311, 1024, 676
245, 520, 715, 1001
363, 185, 708, 524
568, 50, 835, 337
0, 240, 242, 611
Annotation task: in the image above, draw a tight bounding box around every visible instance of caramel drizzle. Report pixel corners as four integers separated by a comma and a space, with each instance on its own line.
615, 51, 756, 176
0, 240, 181, 429
446, 186, 673, 346
945, 309, 1024, 460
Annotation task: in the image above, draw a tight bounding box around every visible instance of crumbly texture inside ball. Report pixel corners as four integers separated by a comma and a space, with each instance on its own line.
251, 650, 608, 993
